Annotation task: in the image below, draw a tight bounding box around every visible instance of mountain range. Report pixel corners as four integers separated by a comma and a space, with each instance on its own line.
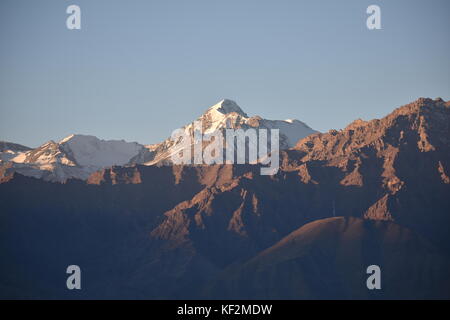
0, 97, 449, 299
0, 99, 316, 182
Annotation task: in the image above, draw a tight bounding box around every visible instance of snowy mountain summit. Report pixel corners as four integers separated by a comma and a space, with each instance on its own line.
57, 134, 143, 167
210, 99, 247, 116
3, 135, 146, 181
1, 99, 318, 181
205, 99, 316, 147
145, 99, 318, 165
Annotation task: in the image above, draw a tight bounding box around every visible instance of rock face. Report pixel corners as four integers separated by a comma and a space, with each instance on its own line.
0, 97, 449, 299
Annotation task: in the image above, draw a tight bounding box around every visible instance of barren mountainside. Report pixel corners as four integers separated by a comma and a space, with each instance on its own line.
206, 217, 450, 299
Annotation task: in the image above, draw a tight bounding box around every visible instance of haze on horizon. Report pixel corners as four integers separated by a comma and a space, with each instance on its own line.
1, 0, 449, 147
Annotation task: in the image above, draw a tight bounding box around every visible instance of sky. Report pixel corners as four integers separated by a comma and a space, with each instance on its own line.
1, 0, 449, 147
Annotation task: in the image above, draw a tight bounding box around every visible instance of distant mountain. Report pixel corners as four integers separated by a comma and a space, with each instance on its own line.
1, 99, 317, 181
0, 97, 449, 299
1, 135, 146, 181
144, 99, 317, 165
0, 141, 31, 162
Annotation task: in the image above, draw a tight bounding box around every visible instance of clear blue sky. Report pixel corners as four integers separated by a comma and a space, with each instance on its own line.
1, 0, 449, 147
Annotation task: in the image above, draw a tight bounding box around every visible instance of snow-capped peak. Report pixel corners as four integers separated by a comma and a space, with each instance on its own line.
4, 134, 146, 182
144, 99, 318, 165
207, 99, 248, 117
57, 134, 144, 167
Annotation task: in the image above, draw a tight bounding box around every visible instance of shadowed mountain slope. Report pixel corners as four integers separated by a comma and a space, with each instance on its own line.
205, 217, 450, 299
